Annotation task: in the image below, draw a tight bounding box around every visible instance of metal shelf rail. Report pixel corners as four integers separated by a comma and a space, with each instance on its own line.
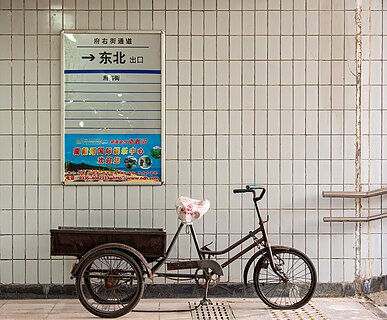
322, 188, 387, 222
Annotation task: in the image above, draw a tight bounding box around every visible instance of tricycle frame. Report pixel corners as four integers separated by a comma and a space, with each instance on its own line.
151, 187, 273, 281
152, 222, 267, 278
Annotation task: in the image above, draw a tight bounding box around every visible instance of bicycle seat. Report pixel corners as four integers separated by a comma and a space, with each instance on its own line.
175, 197, 210, 225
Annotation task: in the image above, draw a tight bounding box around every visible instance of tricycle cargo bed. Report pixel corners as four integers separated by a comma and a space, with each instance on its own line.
50, 227, 166, 262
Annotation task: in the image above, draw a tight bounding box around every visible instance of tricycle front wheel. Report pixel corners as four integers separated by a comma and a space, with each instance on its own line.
253, 247, 316, 310
76, 249, 144, 318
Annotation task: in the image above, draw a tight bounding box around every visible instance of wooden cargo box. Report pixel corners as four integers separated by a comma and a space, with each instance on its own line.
51, 227, 166, 262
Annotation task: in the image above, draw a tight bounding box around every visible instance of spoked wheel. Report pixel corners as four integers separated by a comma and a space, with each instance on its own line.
253, 247, 316, 309
76, 249, 144, 318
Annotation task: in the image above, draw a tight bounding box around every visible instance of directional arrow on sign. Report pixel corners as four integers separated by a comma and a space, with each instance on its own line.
81, 54, 95, 61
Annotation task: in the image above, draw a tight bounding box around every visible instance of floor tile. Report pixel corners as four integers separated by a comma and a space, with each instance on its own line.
0, 297, 386, 320
1, 303, 54, 313
1, 315, 49, 320
310, 298, 381, 319
48, 313, 101, 319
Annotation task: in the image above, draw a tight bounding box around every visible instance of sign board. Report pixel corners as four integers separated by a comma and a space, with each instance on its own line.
61, 31, 165, 184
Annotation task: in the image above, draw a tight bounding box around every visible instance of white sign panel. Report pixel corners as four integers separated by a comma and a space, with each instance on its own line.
61, 31, 165, 184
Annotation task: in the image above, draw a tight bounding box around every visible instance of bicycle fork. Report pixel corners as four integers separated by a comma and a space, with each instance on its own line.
249, 230, 287, 282
265, 242, 288, 282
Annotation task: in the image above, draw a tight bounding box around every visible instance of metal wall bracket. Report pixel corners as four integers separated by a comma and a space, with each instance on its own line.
323, 213, 387, 223
322, 187, 387, 199
322, 187, 387, 223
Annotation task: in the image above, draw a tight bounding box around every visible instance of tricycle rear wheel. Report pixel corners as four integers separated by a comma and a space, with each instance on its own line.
76, 249, 144, 318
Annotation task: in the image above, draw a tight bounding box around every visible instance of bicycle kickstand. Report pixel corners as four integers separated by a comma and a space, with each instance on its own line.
200, 277, 212, 305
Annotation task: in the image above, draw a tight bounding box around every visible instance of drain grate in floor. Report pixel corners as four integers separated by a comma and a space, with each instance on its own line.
190, 301, 235, 320
269, 302, 329, 320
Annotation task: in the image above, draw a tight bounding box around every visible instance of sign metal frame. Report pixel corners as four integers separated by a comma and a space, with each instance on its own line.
61, 30, 165, 185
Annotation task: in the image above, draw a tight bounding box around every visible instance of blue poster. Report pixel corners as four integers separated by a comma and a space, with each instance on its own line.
64, 134, 161, 183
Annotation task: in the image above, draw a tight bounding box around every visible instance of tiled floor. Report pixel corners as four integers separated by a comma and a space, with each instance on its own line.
0, 298, 385, 319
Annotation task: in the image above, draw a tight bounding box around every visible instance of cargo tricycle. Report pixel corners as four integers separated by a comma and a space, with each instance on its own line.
51, 186, 316, 318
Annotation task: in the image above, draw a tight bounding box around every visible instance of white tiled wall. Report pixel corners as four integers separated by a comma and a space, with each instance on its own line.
361, 2, 387, 279
0, 0, 386, 286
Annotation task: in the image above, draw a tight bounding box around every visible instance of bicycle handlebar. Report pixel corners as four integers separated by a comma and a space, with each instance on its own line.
233, 185, 266, 201
233, 189, 248, 194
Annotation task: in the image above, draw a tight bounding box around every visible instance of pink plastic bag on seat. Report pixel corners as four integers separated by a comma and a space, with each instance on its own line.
175, 197, 210, 224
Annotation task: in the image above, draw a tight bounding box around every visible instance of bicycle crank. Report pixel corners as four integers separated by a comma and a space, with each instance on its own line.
194, 268, 220, 289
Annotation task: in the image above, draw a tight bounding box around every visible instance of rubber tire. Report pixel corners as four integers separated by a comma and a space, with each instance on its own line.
253, 247, 316, 309
76, 249, 144, 318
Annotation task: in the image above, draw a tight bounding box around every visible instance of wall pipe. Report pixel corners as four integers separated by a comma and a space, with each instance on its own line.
322, 188, 387, 199
354, 0, 362, 298
323, 213, 387, 223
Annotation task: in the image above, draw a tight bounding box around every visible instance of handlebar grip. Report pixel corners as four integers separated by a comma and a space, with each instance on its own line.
246, 185, 259, 190
233, 189, 247, 194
